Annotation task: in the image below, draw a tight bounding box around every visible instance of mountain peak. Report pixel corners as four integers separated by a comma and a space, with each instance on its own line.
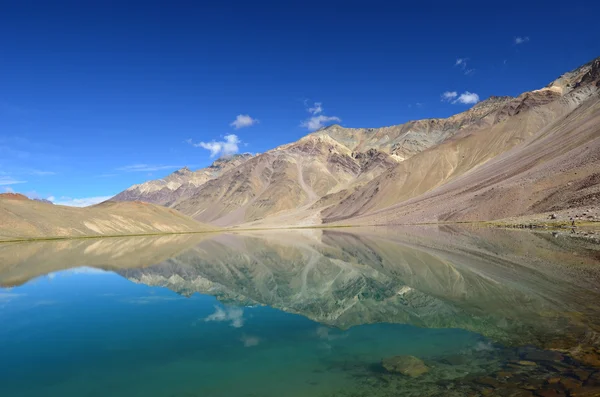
0, 193, 29, 201
209, 153, 254, 168
546, 55, 600, 93
173, 166, 192, 175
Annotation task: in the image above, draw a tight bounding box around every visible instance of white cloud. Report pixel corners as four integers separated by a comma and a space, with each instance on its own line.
47, 195, 55, 201
454, 91, 480, 105
515, 36, 530, 45
187, 134, 241, 158
230, 114, 258, 129
116, 164, 184, 172
301, 115, 341, 131
0, 176, 26, 186
441, 91, 458, 101
52, 195, 113, 207
442, 91, 480, 105
3, 186, 15, 193
205, 306, 245, 328
301, 102, 340, 130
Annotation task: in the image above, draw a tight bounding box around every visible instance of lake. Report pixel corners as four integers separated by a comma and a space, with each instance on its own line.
1, 226, 600, 396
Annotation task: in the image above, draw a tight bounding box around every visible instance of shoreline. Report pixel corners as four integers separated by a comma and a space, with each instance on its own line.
1, 219, 599, 244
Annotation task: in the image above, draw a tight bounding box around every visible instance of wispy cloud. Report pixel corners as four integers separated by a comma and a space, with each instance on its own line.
204, 306, 245, 328
52, 195, 113, 207
515, 36, 530, 45
455, 58, 475, 75
116, 164, 185, 172
30, 170, 55, 176
301, 101, 340, 130
0, 176, 26, 186
455, 58, 467, 67
186, 134, 241, 158
441, 91, 458, 101
3, 187, 15, 193
230, 114, 259, 129
0, 167, 55, 176
307, 102, 323, 115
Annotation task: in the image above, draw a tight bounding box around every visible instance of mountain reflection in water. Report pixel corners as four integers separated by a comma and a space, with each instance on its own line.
1, 226, 599, 397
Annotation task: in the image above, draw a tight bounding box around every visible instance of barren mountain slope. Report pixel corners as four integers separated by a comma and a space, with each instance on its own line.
171, 97, 521, 226
112, 153, 253, 205
323, 57, 600, 225
172, 134, 402, 225
0, 194, 214, 241
111, 56, 599, 227
318, 95, 514, 160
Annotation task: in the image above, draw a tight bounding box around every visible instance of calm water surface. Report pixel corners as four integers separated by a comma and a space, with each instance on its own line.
1, 227, 600, 396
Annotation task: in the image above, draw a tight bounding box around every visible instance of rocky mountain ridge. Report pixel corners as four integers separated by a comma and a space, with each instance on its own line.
323, 56, 600, 225
112, 153, 254, 206
112, 56, 600, 227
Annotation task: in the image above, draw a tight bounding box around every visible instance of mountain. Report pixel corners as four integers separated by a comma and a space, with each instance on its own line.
111, 153, 254, 206
0, 193, 215, 241
171, 134, 403, 225
323, 57, 600, 225
113, 56, 600, 227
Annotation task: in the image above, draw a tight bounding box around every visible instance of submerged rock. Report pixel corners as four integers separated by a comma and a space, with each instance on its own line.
571, 347, 600, 368
381, 355, 429, 377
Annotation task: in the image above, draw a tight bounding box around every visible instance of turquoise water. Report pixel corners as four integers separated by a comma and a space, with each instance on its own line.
1, 228, 600, 396
0, 269, 486, 397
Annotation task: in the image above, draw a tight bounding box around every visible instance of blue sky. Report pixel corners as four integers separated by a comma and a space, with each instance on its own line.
1, 1, 598, 206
